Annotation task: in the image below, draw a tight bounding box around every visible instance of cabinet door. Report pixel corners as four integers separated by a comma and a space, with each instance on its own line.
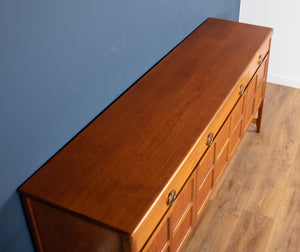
254, 80, 264, 113
170, 175, 195, 252
229, 95, 244, 158
214, 142, 229, 183
215, 118, 230, 160
229, 119, 243, 158
196, 168, 213, 218
257, 56, 267, 88
254, 57, 268, 113
214, 117, 230, 183
195, 146, 214, 218
243, 75, 257, 134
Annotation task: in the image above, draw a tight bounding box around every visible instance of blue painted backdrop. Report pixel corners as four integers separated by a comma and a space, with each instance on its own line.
0, 0, 240, 251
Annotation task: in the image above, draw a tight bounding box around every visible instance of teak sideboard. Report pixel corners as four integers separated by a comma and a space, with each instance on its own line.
19, 18, 273, 252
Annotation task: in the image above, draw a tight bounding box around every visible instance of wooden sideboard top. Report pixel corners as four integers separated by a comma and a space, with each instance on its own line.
19, 18, 273, 236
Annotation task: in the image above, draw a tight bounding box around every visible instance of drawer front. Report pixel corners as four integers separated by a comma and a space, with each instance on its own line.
248, 39, 270, 80
144, 220, 169, 252
215, 118, 230, 159
214, 142, 229, 183
196, 146, 214, 189
258, 38, 270, 61
196, 168, 213, 216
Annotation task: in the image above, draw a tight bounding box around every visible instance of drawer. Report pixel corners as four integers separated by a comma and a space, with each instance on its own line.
229, 119, 242, 158
196, 146, 214, 189
215, 118, 230, 160
231, 96, 244, 131
246, 75, 257, 106
247, 39, 270, 80
196, 168, 213, 216
170, 177, 194, 231
144, 220, 169, 252
235, 73, 249, 105
214, 142, 229, 183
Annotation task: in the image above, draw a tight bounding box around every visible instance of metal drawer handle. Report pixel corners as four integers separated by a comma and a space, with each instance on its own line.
207, 132, 214, 146
167, 189, 176, 206
239, 84, 245, 96
258, 54, 263, 65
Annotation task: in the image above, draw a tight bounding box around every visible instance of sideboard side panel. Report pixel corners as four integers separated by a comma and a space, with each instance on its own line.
23, 196, 126, 252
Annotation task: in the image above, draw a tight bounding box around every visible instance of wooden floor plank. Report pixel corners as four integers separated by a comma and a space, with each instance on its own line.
182, 83, 300, 252
183, 201, 240, 252
264, 189, 300, 252
225, 210, 273, 252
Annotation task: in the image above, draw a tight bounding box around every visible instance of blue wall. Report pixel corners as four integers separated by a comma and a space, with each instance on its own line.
0, 0, 240, 251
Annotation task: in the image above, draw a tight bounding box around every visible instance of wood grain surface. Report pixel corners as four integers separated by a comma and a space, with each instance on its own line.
183, 83, 300, 252
18, 18, 273, 249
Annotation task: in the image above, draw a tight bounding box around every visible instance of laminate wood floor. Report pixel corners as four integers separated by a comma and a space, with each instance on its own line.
183, 83, 300, 252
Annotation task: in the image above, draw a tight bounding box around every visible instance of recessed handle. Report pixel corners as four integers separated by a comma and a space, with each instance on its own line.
207, 132, 214, 146
239, 84, 245, 95
167, 189, 176, 206
258, 54, 263, 65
